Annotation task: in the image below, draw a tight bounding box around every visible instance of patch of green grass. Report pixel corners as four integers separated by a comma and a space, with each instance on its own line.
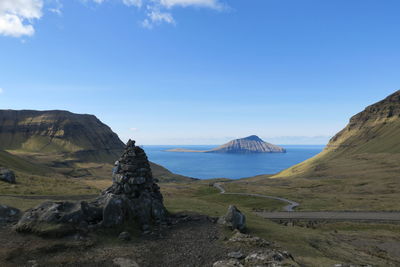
0, 172, 100, 196
163, 183, 400, 267
0, 196, 44, 211
0, 150, 51, 175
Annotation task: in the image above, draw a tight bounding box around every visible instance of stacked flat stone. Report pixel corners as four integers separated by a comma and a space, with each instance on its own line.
110, 139, 160, 198
16, 140, 169, 236
100, 139, 167, 231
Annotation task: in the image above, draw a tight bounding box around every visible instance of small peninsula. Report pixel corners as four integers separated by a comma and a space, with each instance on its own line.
166, 135, 286, 153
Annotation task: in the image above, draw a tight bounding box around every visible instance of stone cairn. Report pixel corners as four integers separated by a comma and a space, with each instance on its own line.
110, 140, 159, 197
101, 139, 168, 232
16, 140, 168, 236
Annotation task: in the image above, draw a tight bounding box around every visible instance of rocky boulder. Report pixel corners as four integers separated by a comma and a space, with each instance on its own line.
228, 231, 270, 247
15, 201, 98, 236
0, 205, 21, 223
118, 231, 131, 241
218, 205, 246, 232
15, 140, 169, 236
0, 168, 16, 183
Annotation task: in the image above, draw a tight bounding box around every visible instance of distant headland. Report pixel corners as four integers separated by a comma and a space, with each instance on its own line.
166, 135, 286, 154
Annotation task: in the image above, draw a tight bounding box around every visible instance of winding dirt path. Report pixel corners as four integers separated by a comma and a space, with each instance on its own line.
213, 183, 400, 222
213, 183, 299, 212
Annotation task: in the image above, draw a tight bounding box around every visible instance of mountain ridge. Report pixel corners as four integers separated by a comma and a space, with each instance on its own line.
0, 109, 125, 162
274, 90, 400, 178
0, 109, 193, 182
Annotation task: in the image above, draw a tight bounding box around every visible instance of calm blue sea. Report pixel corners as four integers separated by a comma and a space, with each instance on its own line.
143, 145, 324, 180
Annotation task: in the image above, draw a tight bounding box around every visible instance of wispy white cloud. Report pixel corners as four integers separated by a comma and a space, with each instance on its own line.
0, 0, 43, 37
122, 0, 142, 8
0, 0, 226, 37
142, 9, 175, 29
0, 88, 4, 94
48, 0, 63, 16
92, 0, 225, 28
159, 0, 223, 9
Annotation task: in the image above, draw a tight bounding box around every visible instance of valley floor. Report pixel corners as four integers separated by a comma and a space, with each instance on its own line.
1, 150, 400, 266
1, 178, 400, 266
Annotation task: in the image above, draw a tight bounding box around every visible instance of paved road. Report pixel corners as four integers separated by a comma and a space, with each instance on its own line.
213, 183, 299, 212
256, 211, 400, 222
213, 183, 400, 222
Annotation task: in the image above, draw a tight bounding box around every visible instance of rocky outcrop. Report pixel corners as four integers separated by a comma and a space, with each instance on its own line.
213, 232, 295, 266
0, 109, 125, 162
218, 205, 246, 232
0, 168, 16, 183
15, 140, 168, 236
228, 231, 270, 247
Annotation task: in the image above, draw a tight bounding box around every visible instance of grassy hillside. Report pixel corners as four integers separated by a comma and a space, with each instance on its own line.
0, 110, 125, 162
0, 150, 52, 175
223, 90, 400, 211
275, 90, 400, 179
0, 109, 194, 183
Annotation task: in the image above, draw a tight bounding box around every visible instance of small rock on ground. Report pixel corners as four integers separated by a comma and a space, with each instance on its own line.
0, 205, 20, 223
118, 231, 131, 241
218, 205, 246, 232
213, 259, 244, 267
0, 168, 16, 184
228, 251, 245, 259
229, 231, 270, 247
113, 258, 139, 267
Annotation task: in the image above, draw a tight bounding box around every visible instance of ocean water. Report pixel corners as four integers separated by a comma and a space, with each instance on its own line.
143, 145, 325, 180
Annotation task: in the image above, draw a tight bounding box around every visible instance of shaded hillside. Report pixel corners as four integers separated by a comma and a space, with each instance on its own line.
0, 150, 51, 176
0, 110, 125, 162
274, 90, 400, 178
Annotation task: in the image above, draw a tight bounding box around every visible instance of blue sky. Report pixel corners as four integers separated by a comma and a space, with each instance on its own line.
0, 0, 399, 145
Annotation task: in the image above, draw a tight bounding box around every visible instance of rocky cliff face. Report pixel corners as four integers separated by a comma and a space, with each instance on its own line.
209, 135, 286, 153
326, 90, 400, 154
0, 110, 125, 162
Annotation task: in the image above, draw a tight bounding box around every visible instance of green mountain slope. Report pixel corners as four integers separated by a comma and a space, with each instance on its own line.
0, 110, 125, 162
274, 90, 400, 178
0, 109, 193, 183
0, 150, 51, 175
